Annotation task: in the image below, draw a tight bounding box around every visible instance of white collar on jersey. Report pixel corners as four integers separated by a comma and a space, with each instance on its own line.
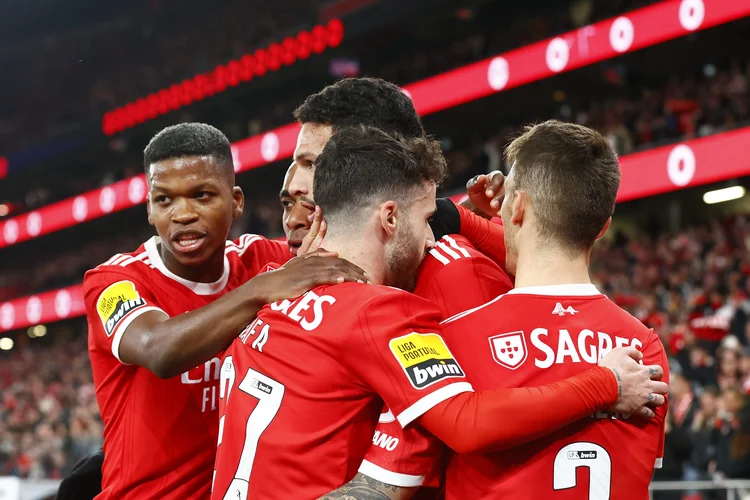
144, 236, 230, 295
507, 284, 601, 296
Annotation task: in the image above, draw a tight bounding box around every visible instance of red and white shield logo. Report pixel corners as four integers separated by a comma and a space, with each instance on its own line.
489, 331, 527, 370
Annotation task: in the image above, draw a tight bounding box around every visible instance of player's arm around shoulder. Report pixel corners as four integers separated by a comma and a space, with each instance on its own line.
84, 250, 368, 379
349, 287, 472, 426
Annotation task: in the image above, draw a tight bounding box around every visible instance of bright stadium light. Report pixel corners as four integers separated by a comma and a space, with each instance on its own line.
34, 325, 47, 337
0, 337, 13, 350
703, 186, 746, 205
27, 327, 36, 338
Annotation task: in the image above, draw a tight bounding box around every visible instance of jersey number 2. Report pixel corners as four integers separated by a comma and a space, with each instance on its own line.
553, 442, 611, 500
215, 356, 286, 500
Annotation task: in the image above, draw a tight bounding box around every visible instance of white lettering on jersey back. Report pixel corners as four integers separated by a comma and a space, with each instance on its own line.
529, 329, 643, 369
372, 430, 400, 452
240, 318, 271, 352
552, 302, 579, 316
269, 290, 336, 331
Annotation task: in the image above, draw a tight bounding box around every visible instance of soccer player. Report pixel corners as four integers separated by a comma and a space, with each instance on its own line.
280, 77, 664, 498
83, 123, 367, 500
212, 126, 667, 500
436, 120, 670, 499
282, 77, 506, 264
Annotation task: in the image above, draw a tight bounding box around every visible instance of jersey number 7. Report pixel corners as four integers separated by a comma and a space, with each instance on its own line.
214, 356, 286, 500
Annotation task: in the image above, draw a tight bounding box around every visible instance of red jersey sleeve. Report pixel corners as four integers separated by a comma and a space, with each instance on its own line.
83, 268, 167, 363
456, 204, 507, 270
232, 234, 292, 274
358, 404, 443, 488
349, 290, 473, 427
415, 235, 513, 318
644, 329, 670, 469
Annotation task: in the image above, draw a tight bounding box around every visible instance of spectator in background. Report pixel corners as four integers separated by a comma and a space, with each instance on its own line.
654, 408, 693, 500
717, 346, 743, 391
712, 388, 750, 479
690, 387, 720, 478
671, 374, 697, 432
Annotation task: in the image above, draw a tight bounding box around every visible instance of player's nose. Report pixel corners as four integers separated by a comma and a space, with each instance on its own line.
171, 198, 199, 224
425, 225, 436, 249
286, 203, 312, 230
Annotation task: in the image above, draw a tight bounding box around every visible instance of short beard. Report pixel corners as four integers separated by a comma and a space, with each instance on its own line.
385, 221, 424, 292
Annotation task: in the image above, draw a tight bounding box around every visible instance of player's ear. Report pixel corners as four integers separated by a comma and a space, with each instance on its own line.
379, 200, 398, 237
595, 216, 612, 241
510, 190, 526, 227
232, 186, 245, 219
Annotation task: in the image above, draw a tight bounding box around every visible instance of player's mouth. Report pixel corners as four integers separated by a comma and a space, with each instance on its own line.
172, 230, 208, 254
288, 239, 303, 256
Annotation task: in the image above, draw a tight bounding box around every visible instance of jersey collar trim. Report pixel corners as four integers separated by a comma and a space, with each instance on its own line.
507, 284, 601, 296
145, 236, 230, 295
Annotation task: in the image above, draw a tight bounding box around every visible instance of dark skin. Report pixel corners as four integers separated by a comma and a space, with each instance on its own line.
462, 170, 506, 219
117, 155, 368, 378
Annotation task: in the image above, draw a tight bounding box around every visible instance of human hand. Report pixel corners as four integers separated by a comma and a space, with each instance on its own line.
598, 347, 668, 418
298, 206, 326, 255
253, 249, 368, 304
463, 171, 506, 219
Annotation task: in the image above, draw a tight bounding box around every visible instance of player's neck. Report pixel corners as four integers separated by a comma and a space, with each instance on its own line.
321, 233, 385, 286
513, 241, 592, 289
159, 242, 226, 284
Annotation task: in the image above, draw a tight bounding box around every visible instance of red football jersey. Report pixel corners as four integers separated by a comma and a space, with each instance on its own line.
211, 283, 473, 500
440, 284, 669, 500
414, 234, 514, 318
83, 234, 290, 500
360, 235, 513, 488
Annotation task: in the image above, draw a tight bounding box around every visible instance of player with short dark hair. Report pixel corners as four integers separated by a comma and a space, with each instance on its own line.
436, 120, 669, 499
293, 77, 426, 138
212, 126, 667, 500
83, 122, 367, 500
144, 122, 236, 173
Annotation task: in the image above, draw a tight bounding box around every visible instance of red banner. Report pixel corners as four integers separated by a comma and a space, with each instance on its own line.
617, 127, 749, 202
102, 20, 344, 135
0, 285, 85, 334
4, 124, 750, 332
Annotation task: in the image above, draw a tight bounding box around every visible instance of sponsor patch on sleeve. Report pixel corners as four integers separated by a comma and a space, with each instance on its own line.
96, 281, 147, 336
389, 333, 465, 389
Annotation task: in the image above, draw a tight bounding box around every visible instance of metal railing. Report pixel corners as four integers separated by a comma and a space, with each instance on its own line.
651, 480, 750, 500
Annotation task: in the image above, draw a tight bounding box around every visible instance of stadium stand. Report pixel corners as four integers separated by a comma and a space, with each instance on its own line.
2, 0, 750, 498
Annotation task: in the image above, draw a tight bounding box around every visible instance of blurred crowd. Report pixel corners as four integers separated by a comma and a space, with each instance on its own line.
447, 57, 750, 194
0, 0, 322, 153
0, 334, 102, 479
593, 215, 750, 497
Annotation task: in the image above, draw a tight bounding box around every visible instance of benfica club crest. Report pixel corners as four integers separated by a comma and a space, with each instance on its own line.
489, 331, 528, 370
